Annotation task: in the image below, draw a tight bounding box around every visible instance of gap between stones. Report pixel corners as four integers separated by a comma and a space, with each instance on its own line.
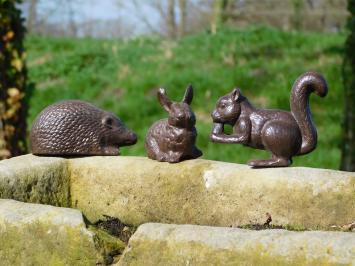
62, 156, 352, 262
86, 212, 354, 265
1, 155, 354, 265
85, 215, 137, 265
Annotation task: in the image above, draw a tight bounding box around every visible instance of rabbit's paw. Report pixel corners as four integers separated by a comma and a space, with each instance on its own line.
192, 147, 202, 158
183, 147, 202, 160
165, 151, 182, 163
156, 153, 168, 162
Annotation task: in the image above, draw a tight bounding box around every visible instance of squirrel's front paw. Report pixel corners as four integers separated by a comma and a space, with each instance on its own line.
210, 132, 225, 142
212, 123, 224, 134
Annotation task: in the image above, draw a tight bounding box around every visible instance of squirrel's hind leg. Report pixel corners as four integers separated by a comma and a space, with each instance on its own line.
248, 155, 291, 168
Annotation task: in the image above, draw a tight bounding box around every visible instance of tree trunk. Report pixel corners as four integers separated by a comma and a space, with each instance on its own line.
167, 0, 176, 39
291, 0, 304, 31
178, 0, 186, 38
0, 0, 29, 159
306, 0, 315, 9
341, 0, 355, 171
27, 0, 37, 33
67, 0, 77, 37
211, 0, 231, 34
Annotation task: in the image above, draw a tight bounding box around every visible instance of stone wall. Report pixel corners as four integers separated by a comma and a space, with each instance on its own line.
0, 154, 354, 265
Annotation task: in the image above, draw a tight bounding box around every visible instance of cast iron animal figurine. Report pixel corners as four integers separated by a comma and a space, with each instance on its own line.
145, 85, 202, 163
210, 72, 328, 167
30, 100, 137, 156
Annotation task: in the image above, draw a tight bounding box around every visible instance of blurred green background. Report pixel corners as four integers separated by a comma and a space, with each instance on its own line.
25, 25, 345, 169
0, 0, 348, 169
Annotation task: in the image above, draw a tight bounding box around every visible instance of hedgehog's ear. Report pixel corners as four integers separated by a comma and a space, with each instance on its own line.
102, 116, 114, 129
157, 88, 172, 112
182, 84, 193, 105
231, 88, 242, 102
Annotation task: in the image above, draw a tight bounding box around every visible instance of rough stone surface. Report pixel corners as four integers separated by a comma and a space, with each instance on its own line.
0, 154, 70, 206
1, 155, 354, 230
0, 199, 98, 265
0, 199, 126, 265
69, 156, 355, 229
118, 223, 355, 266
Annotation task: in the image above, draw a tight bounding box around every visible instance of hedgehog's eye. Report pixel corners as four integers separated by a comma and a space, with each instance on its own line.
103, 117, 114, 129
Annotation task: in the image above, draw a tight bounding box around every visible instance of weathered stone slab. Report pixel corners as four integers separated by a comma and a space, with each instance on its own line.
118, 223, 355, 266
0, 154, 70, 206
69, 156, 355, 229
1, 155, 354, 230
0, 199, 98, 265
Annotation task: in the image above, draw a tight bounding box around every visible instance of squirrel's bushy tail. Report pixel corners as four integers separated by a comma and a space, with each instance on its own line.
290, 72, 328, 155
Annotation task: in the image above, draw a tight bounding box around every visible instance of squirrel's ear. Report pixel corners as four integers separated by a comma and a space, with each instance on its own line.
231, 88, 241, 102
182, 84, 193, 105
157, 88, 172, 112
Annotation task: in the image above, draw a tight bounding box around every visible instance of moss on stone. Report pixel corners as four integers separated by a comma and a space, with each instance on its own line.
0, 200, 132, 265
0, 221, 97, 265
118, 223, 354, 266
1, 155, 354, 231
119, 239, 344, 266
0, 155, 70, 207
89, 225, 126, 264
0, 155, 354, 265
259, 173, 355, 230
237, 223, 308, 231
69, 156, 355, 230
69, 157, 214, 225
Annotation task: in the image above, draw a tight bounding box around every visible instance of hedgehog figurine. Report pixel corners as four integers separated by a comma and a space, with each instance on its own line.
30, 100, 137, 156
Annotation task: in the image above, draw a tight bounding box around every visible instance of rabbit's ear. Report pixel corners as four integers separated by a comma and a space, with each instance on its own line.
182, 84, 193, 105
231, 88, 242, 102
157, 88, 172, 112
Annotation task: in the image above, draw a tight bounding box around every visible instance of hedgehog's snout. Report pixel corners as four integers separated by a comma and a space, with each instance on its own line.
124, 131, 137, 145
109, 125, 137, 147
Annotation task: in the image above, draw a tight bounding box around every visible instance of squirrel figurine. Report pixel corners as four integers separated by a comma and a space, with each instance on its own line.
210, 72, 328, 167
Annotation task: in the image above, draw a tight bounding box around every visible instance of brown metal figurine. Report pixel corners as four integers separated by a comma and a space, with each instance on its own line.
145, 85, 202, 163
210, 72, 328, 167
30, 100, 137, 156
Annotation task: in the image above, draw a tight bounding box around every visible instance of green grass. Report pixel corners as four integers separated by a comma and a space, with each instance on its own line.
25, 26, 346, 169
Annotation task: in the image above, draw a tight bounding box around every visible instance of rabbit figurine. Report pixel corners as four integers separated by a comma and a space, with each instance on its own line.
145, 85, 202, 163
